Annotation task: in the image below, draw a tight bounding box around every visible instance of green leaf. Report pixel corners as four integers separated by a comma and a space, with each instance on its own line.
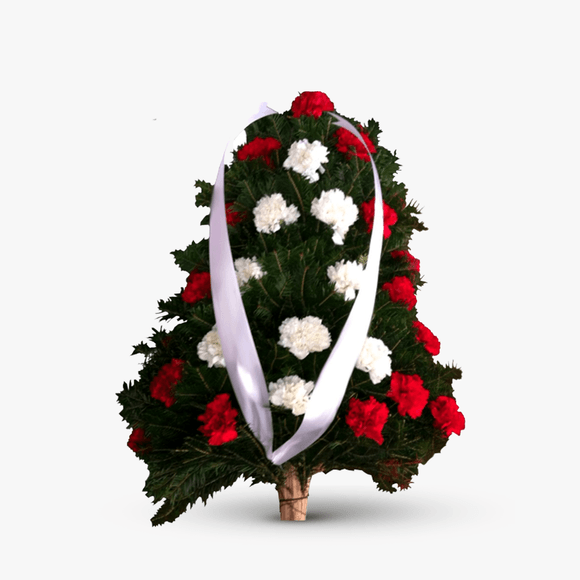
151, 498, 191, 526
131, 342, 154, 357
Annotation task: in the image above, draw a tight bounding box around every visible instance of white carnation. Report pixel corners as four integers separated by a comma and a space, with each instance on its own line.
268, 375, 315, 416
278, 316, 331, 360
356, 336, 392, 384
327, 259, 364, 301
311, 189, 359, 244
283, 139, 329, 183
234, 256, 265, 286
197, 325, 225, 368
253, 193, 300, 234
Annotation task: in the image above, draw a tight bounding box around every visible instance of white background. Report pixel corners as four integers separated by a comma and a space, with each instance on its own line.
2, 1, 578, 578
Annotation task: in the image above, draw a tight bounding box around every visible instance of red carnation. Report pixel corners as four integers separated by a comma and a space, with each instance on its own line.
345, 396, 389, 445
361, 199, 398, 239
387, 372, 429, 419
225, 202, 245, 226
198, 393, 238, 445
182, 269, 211, 304
429, 396, 465, 437
413, 320, 441, 356
237, 136, 281, 166
382, 275, 417, 310
291, 91, 334, 118
391, 250, 420, 273
127, 427, 151, 454
150, 358, 185, 408
334, 126, 376, 162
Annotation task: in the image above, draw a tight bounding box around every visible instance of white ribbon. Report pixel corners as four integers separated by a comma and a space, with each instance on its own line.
209, 106, 383, 465
209, 103, 277, 458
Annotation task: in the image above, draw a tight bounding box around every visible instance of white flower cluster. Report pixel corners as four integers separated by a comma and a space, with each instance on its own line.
278, 316, 331, 360
197, 325, 226, 368
234, 256, 265, 286
253, 193, 300, 234
311, 189, 359, 244
327, 259, 364, 301
283, 139, 329, 183
356, 337, 392, 384
268, 375, 315, 416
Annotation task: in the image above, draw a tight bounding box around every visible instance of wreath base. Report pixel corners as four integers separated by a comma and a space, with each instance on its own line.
276, 466, 312, 521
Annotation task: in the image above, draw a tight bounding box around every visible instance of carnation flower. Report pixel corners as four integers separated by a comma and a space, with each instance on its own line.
198, 393, 238, 445
268, 375, 315, 416
150, 358, 185, 407
291, 91, 334, 118
278, 316, 331, 360
356, 337, 392, 384
311, 189, 359, 245
327, 259, 364, 300
382, 275, 417, 310
413, 320, 441, 356
361, 199, 398, 239
234, 256, 265, 286
182, 269, 211, 304
237, 136, 281, 166
127, 427, 151, 454
226, 202, 245, 226
429, 396, 465, 437
387, 372, 429, 419
283, 139, 329, 183
391, 249, 420, 273
334, 126, 376, 161
345, 396, 389, 445
197, 326, 225, 368
253, 193, 300, 234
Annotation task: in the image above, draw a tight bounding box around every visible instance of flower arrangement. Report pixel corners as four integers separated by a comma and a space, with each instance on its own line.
118, 91, 464, 524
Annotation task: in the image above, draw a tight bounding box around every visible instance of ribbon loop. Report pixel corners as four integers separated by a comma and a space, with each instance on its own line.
209, 107, 384, 465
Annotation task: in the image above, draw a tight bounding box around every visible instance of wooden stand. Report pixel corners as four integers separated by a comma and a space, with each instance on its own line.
276, 466, 311, 521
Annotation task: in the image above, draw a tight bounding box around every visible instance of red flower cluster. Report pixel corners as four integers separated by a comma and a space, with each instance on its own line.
237, 136, 281, 166
413, 320, 441, 356
198, 393, 238, 445
334, 127, 376, 161
382, 275, 417, 310
345, 396, 389, 445
182, 269, 211, 304
361, 199, 398, 239
225, 202, 245, 226
387, 372, 429, 419
127, 427, 151, 454
291, 91, 334, 118
391, 250, 420, 273
150, 358, 185, 407
429, 396, 465, 437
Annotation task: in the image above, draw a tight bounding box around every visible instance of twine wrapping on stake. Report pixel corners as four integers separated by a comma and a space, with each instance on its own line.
209, 105, 384, 466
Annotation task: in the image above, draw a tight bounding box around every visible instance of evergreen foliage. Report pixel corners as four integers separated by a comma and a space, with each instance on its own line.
117, 94, 463, 525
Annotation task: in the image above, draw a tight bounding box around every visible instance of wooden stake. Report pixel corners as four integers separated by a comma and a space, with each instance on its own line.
276, 466, 311, 521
